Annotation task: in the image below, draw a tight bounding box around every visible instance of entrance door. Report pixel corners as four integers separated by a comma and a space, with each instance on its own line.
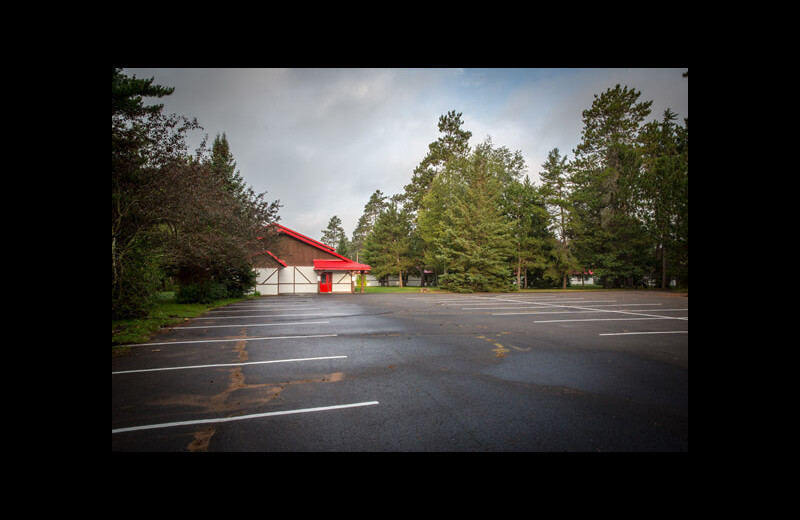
319, 272, 332, 293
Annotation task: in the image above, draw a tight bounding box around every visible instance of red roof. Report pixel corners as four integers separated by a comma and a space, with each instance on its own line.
259, 223, 371, 271
313, 259, 371, 271
270, 223, 338, 254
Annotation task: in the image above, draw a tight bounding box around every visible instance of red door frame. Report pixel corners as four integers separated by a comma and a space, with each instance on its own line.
319, 272, 332, 293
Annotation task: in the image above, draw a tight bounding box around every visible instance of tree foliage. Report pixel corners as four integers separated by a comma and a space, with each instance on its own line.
362, 202, 415, 287
321, 215, 347, 254
351, 190, 388, 260
362, 72, 687, 291
403, 110, 472, 214
112, 68, 280, 317
435, 144, 516, 292
570, 84, 654, 288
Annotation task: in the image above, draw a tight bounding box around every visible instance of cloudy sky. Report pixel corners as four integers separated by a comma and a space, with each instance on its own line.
123, 68, 688, 242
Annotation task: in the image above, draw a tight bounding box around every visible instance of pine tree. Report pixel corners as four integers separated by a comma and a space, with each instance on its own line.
209, 133, 246, 195
570, 84, 652, 288
403, 110, 472, 213
351, 190, 388, 260
362, 203, 414, 287
639, 109, 688, 287
321, 215, 346, 250
539, 148, 578, 288
504, 175, 554, 288
437, 146, 514, 292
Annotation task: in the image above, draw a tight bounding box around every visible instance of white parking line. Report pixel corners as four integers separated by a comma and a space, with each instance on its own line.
468, 300, 619, 309
112, 401, 380, 434
127, 334, 337, 347
533, 317, 688, 323
207, 308, 320, 316
215, 303, 315, 306
599, 331, 688, 336
194, 313, 324, 319
178, 321, 329, 329
112, 355, 347, 375
494, 308, 686, 315
483, 296, 688, 322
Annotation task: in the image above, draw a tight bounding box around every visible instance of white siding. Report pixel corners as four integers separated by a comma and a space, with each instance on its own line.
255, 268, 279, 296
294, 266, 318, 293
331, 271, 352, 293
278, 266, 318, 294
255, 266, 365, 294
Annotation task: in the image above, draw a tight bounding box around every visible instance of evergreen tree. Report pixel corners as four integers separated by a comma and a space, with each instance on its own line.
504, 175, 555, 288
321, 215, 346, 250
403, 110, 472, 213
639, 108, 688, 287
436, 145, 515, 292
416, 157, 463, 275
570, 84, 652, 288
539, 148, 578, 288
209, 133, 246, 195
362, 203, 414, 287
351, 189, 388, 260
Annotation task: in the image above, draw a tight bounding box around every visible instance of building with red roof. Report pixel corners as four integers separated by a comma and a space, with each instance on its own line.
251, 224, 371, 294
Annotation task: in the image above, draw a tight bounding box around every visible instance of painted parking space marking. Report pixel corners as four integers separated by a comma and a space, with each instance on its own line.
112, 401, 380, 434
194, 313, 324, 319
532, 316, 687, 323
467, 300, 619, 309
493, 308, 686, 315
207, 308, 321, 313
112, 355, 348, 375
599, 331, 688, 336
178, 320, 329, 329
126, 334, 337, 347
212, 304, 316, 308
479, 296, 688, 322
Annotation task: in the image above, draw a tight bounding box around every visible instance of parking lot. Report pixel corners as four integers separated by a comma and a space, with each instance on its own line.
112, 290, 688, 451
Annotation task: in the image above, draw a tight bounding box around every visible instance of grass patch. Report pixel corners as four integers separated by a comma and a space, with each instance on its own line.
112, 291, 255, 351
517, 284, 606, 292
363, 286, 444, 293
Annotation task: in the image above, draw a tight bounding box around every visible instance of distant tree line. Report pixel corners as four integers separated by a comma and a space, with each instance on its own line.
335, 75, 687, 292
112, 68, 280, 318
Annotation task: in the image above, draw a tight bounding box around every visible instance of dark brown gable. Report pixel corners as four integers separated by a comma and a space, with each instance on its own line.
274, 234, 341, 265
252, 233, 340, 268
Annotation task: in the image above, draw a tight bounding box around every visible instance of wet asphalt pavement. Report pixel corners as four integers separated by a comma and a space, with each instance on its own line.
112, 290, 688, 451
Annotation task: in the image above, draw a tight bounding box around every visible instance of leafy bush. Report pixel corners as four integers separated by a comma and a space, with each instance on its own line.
176, 281, 228, 303
438, 273, 474, 293
175, 266, 257, 303
219, 265, 257, 299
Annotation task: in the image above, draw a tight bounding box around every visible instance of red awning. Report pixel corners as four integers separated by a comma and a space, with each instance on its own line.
313, 259, 371, 271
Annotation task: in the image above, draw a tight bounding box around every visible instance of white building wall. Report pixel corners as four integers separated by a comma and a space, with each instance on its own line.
331, 271, 352, 293
254, 267, 279, 295
277, 266, 318, 294
255, 266, 365, 294
294, 266, 319, 293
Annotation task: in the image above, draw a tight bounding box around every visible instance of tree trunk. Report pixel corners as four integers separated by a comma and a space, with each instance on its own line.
397, 257, 403, 288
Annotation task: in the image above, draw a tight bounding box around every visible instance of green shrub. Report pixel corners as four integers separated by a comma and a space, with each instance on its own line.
176, 281, 228, 303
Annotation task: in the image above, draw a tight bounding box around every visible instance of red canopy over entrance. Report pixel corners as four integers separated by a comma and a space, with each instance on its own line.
313, 259, 371, 271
